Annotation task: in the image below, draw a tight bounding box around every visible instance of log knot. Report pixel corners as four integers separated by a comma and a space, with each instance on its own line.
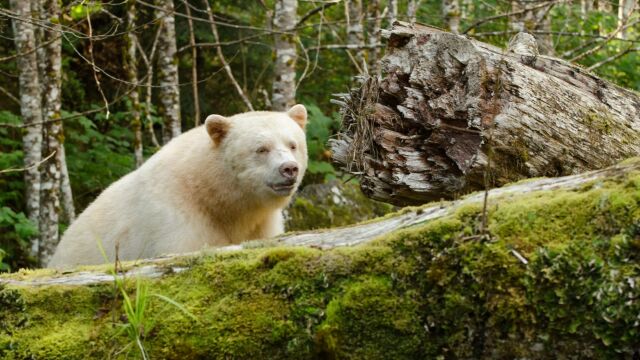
507, 32, 539, 66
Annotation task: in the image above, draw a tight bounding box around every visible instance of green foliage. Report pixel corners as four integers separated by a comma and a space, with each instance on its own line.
0, 111, 37, 272
302, 103, 341, 183
69, 2, 103, 21
63, 110, 136, 209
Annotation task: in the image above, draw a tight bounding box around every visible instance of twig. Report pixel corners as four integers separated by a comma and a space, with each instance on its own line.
86, 6, 110, 119
510, 249, 528, 265
0, 85, 19, 105
0, 151, 56, 174
462, 1, 557, 35
570, 19, 640, 62
202, 0, 254, 111
587, 46, 637, 71
296, 0, 340, 27
183, 0, 201, 126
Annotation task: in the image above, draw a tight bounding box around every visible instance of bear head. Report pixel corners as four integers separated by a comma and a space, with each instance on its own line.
204, 104, 308, 202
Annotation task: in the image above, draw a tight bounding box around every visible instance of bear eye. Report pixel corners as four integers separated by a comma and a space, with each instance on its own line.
257, 146, 269, 154
289, 143, 297, 151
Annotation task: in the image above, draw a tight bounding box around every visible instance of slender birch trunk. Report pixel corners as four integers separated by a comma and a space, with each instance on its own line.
407, 0, 421, 23
155, 0, 181, 144
442, 0, 461, 34
272, 0, 298, 111
10, 0, 43, 258
126, 0, 143, 167
618, 0, 637, 39
387, 0, 397, 24
35, 0, 64, 264
184, 1, 201, 126
59, 145, 75, 223
345, 0, 366, 71
367, 0, 382, 76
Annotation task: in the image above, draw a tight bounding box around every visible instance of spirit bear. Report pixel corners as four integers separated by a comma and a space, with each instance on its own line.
48, 105, 308, 268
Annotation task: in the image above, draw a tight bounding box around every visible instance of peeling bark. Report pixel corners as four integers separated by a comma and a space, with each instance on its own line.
126, 0, 143, 167
36, 0, 63, 265
272, 0, 298, 111
155, 0, 181, 144
10, 0, 43, 256
331, 22, 640, 206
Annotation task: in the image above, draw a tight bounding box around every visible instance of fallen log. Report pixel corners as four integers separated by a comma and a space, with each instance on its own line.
1, 158, 639, 358
331, 22, 640, 206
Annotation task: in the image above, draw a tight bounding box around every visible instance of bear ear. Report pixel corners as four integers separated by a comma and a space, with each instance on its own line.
205, 114, 230, 146
287, 104, 307, 129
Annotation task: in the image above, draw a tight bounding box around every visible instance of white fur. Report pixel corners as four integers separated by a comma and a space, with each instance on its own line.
48, 108, 308, 268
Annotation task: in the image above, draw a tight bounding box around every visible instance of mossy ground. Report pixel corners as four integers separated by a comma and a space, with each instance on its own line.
1, 167, 639, 359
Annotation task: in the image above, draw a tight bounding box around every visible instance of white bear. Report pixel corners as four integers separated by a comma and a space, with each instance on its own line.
48, 105, 308, 268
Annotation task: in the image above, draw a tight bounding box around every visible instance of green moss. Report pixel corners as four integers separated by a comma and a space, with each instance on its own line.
316, 277, 423, 359
1, 164, 639, 358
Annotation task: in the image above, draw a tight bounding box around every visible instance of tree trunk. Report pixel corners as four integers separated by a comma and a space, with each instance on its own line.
35, 0, 63, 265
442, 0, 460, 34
366, 0, 382, 76
59, 145, 75, 223
387, 0, 398, 24
617, 0, 637, 39
331, 22, 640, 206
155, 0, 181, 144
272, 0, 298, 111
184, 1, 201, 126
125, 0, 143, 168
345, 0, 366, 70
10, 0, 43, 256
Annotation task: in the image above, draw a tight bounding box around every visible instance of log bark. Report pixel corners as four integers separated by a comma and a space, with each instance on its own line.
331, 22, 640, 206
3, 157, 637, 286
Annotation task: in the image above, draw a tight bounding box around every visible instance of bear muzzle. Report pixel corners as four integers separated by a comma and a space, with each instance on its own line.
269, 161, 300, 196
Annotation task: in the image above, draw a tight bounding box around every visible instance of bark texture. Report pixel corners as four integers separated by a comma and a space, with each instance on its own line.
155, 0, 181, 144
126, 0, 143, 168
272, 0, 298, 111
36, 0, 63, 265
10, 0, 43, 255
331, 22, 640, 206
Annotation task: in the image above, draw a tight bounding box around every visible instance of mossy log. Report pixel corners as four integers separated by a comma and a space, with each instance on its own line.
1, 159, 639, 359
330, 21, 640, 206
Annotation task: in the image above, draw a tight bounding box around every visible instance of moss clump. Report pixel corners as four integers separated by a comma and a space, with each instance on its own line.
286, 180, 394, 231
316, 277, 423, 359
1, 167, 639, 358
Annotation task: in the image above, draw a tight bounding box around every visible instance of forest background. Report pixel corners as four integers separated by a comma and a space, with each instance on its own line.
0, 0, 638, 270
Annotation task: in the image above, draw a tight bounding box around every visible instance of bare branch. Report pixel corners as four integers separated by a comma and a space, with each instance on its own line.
202, 0, 254, 111
0, 151, 56, 175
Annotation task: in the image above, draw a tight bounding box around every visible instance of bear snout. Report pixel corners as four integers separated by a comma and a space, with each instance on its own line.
279, 161, 299, 180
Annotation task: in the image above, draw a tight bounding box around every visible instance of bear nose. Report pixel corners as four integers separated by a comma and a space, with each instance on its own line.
279, 161, 299, 180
